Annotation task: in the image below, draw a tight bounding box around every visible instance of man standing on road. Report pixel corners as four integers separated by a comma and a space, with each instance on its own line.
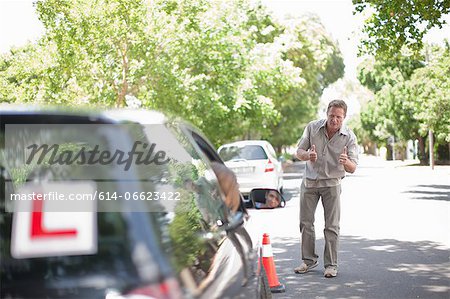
294, 99, 358, 278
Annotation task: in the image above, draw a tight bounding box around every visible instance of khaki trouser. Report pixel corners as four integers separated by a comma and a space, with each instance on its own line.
299, 179, 341, 268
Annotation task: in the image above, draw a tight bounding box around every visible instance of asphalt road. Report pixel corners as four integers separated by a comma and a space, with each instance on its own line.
245, 155, 450, 299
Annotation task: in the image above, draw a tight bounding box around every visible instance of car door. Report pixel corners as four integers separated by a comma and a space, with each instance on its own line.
178, 124, 261, 298
114, 119, 242, 298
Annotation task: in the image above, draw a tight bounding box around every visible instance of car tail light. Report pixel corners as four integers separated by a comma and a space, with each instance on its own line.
124, 277, 183, 299
264, 159, 275, 172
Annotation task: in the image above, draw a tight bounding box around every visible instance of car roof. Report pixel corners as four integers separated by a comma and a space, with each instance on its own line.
0, 105, 168, 125
102, 109, 167, 125
219, 140, 271, 148
0, 103, 106, 117
0, 104, 116, 124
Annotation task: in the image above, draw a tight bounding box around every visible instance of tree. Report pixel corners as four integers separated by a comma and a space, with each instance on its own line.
264, 14, 345, 150
357, 53, 425, 93
359, 45, 449, 163
406, 49, 450, 144
0, 42, 56, 104
354, 0, 450, 163
2, 0, 344, 149
32, 0, 283, 144
36, 0, 169, 107
353, 0, 450, 57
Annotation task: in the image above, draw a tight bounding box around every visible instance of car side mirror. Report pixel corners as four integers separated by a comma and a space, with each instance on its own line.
250, 188, 285, 209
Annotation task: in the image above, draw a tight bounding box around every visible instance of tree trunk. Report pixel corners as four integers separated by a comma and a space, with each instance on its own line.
417, 136, 427, 165
116, 42, 129, 108
429, 129, 434, 169
436, 143, 450, 165
277, 145, 282, 154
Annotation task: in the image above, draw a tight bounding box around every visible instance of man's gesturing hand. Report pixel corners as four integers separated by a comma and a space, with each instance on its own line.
339, 146, 348, 165
309, 144, 317, 162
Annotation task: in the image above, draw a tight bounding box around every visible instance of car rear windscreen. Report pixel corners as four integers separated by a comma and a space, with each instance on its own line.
219, 145, 268, 161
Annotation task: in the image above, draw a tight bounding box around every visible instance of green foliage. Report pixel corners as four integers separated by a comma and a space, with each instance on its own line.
0, 43, 56, 104
168, 195, 204, 272
35, 0, 157, 106
353, 0, 450, 57
1, 0, 344, 148
265, 14, 345, 149
8, 164, 36, 188
347, 114, 373, 152
406, 51, 450, 143
359, 45, 450, 162
245, 2, 284, 44
357, 54, 425, 93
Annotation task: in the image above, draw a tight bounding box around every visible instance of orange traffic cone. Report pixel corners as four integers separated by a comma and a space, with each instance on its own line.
262, 233, 285, 293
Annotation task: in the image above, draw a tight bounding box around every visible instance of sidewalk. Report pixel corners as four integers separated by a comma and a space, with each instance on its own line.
356, 154, 450, 170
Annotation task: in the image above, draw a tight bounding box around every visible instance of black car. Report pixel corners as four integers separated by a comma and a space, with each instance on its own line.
0, 107, 271, 299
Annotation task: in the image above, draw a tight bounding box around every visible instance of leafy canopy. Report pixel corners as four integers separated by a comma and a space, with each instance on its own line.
1, 0, 344, 149
353, 0, 450, 57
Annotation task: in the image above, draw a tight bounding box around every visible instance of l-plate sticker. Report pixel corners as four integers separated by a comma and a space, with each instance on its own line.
11, 181, 97, 259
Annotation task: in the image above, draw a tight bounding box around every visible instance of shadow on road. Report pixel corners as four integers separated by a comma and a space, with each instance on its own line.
282, 161, 305, 174
403, 184, 450, 202
282, 188, 300, 202
270, 235, 450, 299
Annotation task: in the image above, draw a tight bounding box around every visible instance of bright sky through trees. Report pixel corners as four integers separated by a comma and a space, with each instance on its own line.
1, 0, 448, 78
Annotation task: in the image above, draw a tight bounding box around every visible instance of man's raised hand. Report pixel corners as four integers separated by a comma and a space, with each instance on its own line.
339, 146, 348, 165
309, 144, 317, 162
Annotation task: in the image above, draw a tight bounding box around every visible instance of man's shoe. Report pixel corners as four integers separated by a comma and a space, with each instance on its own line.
324, 266, 337, 278
294, 261, 318, 274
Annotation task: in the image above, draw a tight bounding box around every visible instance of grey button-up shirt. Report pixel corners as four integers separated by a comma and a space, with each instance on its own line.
296, 119, 359, 187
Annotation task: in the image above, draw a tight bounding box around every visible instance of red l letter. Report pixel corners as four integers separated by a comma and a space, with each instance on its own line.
30, 194, 77, 239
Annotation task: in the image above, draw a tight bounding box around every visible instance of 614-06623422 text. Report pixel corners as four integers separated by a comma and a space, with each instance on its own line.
97, 191, 181, 201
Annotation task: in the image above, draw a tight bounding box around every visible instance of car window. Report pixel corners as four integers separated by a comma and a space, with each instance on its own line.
0, 122, 164, 298
137, 123, 234, 291
219, 145, 268, 161
189, 129, 246, 213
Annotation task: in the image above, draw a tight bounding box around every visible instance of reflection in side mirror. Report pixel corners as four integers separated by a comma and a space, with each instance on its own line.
250, 189, 285, 209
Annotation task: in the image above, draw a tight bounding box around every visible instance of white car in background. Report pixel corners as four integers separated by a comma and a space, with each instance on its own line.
218, 140, 283, 205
